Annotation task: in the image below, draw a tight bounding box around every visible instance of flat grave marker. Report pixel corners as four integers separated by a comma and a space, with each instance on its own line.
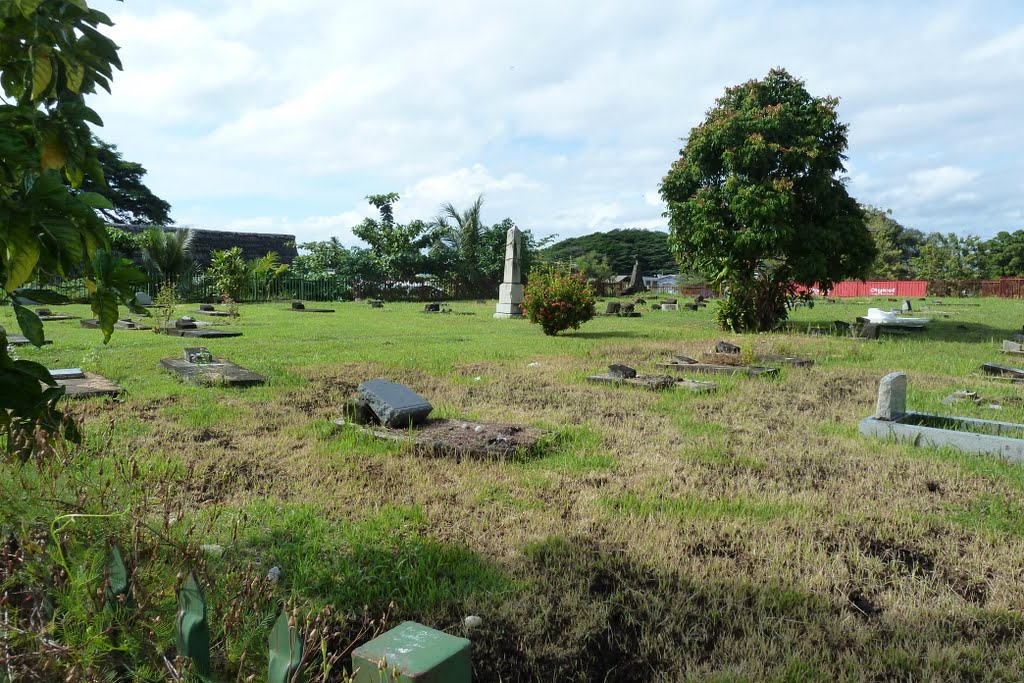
47, 368, 122, 398
160, 348, 264, 387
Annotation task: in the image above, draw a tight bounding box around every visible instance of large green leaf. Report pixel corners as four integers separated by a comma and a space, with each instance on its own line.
176, 573, 211, 678
89, 288, 118, 343
0, 367, 44, 411
12, 288, 71, 305
76, 191, 113, 209
13, 359, 55, 386
13, 303, 45, 346
31, 52, 53, 100
104, 545, 130, 609
4, 223, 40, 292
269, 610, 304, 683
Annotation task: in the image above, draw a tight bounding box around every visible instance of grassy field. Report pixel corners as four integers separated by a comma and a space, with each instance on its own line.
4, 296, 1024, 681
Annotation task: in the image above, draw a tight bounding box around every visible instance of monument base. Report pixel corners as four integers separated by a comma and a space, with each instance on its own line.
494, 283, 524, 318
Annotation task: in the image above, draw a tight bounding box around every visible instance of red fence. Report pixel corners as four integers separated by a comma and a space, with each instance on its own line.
824, 281, 928, 298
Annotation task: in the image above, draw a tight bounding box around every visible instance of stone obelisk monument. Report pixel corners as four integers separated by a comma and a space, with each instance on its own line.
494, 225, 524, 318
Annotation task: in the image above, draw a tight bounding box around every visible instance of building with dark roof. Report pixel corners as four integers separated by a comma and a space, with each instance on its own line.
114, 224, 298, 267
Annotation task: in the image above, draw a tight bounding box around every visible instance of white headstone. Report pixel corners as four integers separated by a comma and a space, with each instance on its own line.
494, 225, 524, 318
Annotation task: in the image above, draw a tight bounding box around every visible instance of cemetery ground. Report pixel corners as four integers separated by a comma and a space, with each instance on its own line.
4, 297, 1024, 681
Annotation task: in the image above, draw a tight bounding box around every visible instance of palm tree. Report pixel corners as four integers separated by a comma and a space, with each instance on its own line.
139, 225, 194, 282
432, 195, 485, 297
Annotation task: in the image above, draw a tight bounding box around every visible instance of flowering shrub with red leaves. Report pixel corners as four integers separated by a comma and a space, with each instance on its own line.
521, 266, 596, 335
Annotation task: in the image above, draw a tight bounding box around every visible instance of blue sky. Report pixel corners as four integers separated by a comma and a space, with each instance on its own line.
89, 1, 1024, 246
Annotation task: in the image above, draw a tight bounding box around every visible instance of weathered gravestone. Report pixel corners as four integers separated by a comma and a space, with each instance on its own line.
134, 291, 154, 306
358, 379, 433, 428
424, 303, 441, 313
494, 224, 525, 318
663, 298, 677, 305
608, 364, 637, 379
715, 341, 741, 354
660, 303, 679, 311
351, 621, 470, 683
874, 372, 907, 421
199, 304, 215, 311
684, 303, 698, 311
291, 301, 304, 310
605, 302, 621, 315
901, 299, 913, 312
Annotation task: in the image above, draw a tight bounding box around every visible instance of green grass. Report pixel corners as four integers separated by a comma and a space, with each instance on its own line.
5, 295, 1024, 681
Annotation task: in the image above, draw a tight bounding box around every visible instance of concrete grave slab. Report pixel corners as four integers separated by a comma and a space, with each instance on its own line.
860, 372, 1024, 464
48, 368, 122, 398
657, 357, 779, 377
81, 318, 152, 331
979, 363, 1024, 383
659, 303, 679, 311
335, 417, 550, 460
160, 353, 264, 387
1001, 340, 1024, 355
1, 325, 52, 346
586, 373, 718, 393
289, 301, 335, 313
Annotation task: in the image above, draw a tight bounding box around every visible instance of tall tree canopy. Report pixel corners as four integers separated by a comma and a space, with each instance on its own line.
864, 206, 925, 280
77, 136, 172, 225
542, 228, 677, 274
660, 68, 875, 332
352, 193, 432, 281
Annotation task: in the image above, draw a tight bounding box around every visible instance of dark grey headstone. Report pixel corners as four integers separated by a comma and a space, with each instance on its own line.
134, 291, 154, 306
291, 301, 305, 310
663, 298, 677, 304
343, 398, 375, 424
860, 323, 880, 339
620, 303, 635, 314
834, 320, 851, 331
901, 300, 912, 312
634, 298, 646, 305
425, 303, 441, 312
358, 379, 433, 428
695, 295, 705, 303
175, 318, 198, 329
684, 303, 698, 311
199, 304, 215, 311
35, 308, 52, 316
608, 364, 637, 379
715, 341, 741, 354
369, 300, 383, 308
605, 302, 621, 315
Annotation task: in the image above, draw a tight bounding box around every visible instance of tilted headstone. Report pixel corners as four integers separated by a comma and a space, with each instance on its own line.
901, 299, 912, 312
357, 379, 433, 428
608, 364, 637, 379
291, 301, 305, 310
1003, 340, 1023, 354
605, 302, 621, 315
134, 291, 154, 306
715, 341, 741, 354
494, 225, 524, 318
875, 372, 907, 421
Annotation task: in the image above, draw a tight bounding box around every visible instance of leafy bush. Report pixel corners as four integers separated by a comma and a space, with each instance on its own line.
522, 266, 596, 335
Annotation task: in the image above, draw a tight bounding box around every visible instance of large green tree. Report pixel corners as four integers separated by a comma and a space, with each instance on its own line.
1, 0, 146, 455
78, 135, 172, 225
430, 194, 488, 297
910, 232, 985, 282
660, 68, 875, 332
981, 230, 1024, 278
864, 207, 925, 280
138, 225, 193, 282
352, 193, 432, 281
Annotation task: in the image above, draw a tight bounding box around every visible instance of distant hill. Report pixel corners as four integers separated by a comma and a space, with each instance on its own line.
543, 228, 677, 275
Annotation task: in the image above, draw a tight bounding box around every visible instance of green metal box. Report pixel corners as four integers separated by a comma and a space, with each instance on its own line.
351, 621, 471, 682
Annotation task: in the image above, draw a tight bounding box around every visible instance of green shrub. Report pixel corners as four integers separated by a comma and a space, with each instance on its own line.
522, 266, 596, 335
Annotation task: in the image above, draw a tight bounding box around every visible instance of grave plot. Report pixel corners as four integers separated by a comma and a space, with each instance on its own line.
585, 364, 717, 393
193, 304, 233, 317
656, 354, 779, 378
81, 318, 152, 330
48, 368, 122, 399
860, 372, 1024, 464
160, 348, 265, 387
979, 363, 1024, 383
156, 318, 242, 338
857, 307, 930, 331
1001, 340, 1024, 356
334, 379, 550, 459
288, 302, 335, 313
702, 340, 813, 367
1, 325, 52, 346
35, 307, 79, 321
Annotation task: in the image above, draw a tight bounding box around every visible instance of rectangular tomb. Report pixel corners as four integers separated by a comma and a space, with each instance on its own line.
80, 318, 151, 331
657, 359, 779, 377
156, 327, 242, 338
586, 373, 717, 393
160, 355, 264, 386
48, 368, 122, 398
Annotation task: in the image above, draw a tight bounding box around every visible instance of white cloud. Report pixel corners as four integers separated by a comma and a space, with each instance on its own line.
86, 0, 1024, 243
